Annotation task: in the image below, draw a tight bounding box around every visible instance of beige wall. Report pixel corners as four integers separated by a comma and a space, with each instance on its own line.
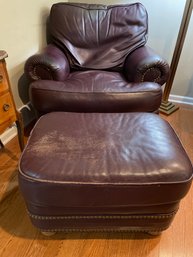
173, 14, 193, 99
0, 0, 65, 108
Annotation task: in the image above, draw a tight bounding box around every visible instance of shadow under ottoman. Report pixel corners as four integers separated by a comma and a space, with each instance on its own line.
18, 112, 193, 234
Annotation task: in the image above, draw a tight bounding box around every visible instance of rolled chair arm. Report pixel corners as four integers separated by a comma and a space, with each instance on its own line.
24, 44, 70, 81
124, 46, 170, 85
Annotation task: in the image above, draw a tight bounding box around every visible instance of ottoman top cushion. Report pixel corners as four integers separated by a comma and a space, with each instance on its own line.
20, 112, 192, 185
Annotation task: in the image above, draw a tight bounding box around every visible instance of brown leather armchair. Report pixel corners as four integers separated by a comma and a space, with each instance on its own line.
24, 3, 170, 115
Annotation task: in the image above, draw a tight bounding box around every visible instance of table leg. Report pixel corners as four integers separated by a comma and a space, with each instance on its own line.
16, 112, 25, 151
0, 139, 4, 148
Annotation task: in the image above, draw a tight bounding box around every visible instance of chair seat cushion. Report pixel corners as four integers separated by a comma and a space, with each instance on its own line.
30, 70, 162, 114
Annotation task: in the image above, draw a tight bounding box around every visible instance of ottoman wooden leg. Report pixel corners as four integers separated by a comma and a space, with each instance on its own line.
147, 231, 162, 236
41, 231, 56, 236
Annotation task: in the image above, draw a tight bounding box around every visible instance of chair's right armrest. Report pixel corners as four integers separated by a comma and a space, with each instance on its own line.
24, 44, 70, 81
124, 46, 170, 86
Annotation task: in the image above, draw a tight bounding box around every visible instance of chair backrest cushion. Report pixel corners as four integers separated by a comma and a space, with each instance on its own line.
49, 3, 148, 70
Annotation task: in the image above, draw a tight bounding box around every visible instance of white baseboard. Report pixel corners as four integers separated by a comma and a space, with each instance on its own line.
0, 125, 17, 145
169, 94, 193, 106
0, 104, 31, 146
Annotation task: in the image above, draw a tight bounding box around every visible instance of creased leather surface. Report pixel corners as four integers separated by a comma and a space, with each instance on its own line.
49, 3, 148, 69
30, 71, 162, 113
19, 112, 193, 208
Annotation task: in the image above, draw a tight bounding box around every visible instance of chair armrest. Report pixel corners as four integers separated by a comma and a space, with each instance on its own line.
24, 44, 70, 81
124, 46, 170, 85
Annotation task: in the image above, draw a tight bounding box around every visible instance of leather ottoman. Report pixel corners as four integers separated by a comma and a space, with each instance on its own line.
18, 112, 193, 235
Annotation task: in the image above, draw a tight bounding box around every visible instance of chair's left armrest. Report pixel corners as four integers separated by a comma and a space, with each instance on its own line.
124, 46, 170, 85
24, 44, 70, 82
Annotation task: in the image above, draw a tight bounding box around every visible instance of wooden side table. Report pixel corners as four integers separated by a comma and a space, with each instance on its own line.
0, 50, 24, 151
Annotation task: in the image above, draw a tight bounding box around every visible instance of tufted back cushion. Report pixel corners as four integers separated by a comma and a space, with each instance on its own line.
49, 3, 148, 70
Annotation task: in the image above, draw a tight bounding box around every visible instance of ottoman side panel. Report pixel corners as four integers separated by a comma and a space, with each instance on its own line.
18, 172, 192, 213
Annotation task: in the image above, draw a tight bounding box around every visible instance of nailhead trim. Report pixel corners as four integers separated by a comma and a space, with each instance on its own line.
29, 212, 176, 220
141, 67, 161, 82
40, 228, 166, 233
